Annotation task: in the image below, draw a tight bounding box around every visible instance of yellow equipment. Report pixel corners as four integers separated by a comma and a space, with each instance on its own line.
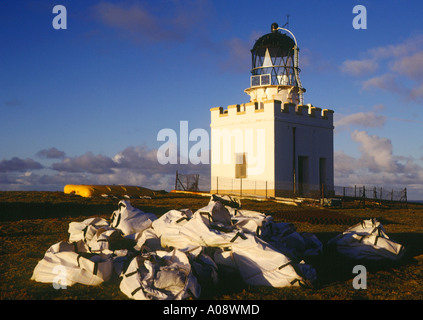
64, 184, 155, 198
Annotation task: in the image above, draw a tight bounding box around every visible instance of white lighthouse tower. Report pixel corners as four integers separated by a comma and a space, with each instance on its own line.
210, 23, 334, 198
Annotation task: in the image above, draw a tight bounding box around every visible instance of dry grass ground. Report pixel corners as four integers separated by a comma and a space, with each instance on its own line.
0, 191, 422, 301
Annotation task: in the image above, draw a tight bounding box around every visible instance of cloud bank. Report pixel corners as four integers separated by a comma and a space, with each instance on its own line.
0, 145, 210, 192
0, 157, 43, 172
335, 130, 423, 196
341, 34, 423, 102
1, 140, 421, 199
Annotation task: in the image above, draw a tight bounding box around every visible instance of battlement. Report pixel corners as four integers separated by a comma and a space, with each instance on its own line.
211, 100, 334, 124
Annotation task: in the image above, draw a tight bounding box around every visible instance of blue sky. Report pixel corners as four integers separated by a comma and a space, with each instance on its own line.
1, 0, 422, 200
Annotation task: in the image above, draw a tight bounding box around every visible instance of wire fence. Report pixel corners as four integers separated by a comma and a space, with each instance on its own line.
210, 176, 408, 208
174, 170, 200, 192
333, 185, 408, 208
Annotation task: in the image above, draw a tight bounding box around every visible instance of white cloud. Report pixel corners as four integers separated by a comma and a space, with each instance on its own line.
91, 1, 211, 44
113, 146, 161, 171
0, 157, 43, 172
351, 130, 397, 173
36, 147, 66, 159
0, 145, 210, 192
335, 111, 386, 131
92, 2, 178, 43
335, 130, 423, 199
340, 59, 378, 76
361, 73, 402, 93
342, 34, 423, 102
368, 34, 423, 60
391, 51, 423, 80
51, 152, 117, 174
334, 151, 359, 177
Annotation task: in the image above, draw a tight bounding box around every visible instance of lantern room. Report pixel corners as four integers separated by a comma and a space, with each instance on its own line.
245, 23, 305, 105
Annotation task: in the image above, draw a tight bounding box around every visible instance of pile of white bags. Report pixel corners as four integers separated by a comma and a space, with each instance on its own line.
155, 198, 318, 287
31, 196, 405, 299
31, 241, 114, 287
328, 218, 405, 261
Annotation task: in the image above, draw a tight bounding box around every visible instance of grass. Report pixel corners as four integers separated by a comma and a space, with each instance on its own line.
0, 191, 422, 300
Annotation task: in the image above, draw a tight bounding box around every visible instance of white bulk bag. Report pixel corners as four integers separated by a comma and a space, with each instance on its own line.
259, 217, 322, 260
178, 211, 240, 248
88, 229, 135, 254
328, 218, 405, 261
69, 217, 138, 254
31, 241, 113, 287
190, 252, 219, 291
213, 233, 315, 287
209, 194, 241, 209
110, 200, 157, 236
197, 201, 233, 230
152, 209, 199, 253
204, 196, 267, 234
68, 217, 111, 243
119, 249, 201, 300
125, 228, 162, 252
152, 209, 193, 238
230, 209, 267, 234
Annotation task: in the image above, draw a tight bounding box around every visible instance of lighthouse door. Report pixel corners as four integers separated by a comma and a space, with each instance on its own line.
298, 156, 309, 196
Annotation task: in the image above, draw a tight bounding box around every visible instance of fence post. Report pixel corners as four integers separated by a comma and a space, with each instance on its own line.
401, 187, 408, 208
380, 187, 383, 202
265, 180, 267, 199
342, 186, 346, 208
363, 186, 366, 208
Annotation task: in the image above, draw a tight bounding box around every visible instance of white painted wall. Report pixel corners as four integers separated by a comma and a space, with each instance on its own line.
210, 98, 334, 197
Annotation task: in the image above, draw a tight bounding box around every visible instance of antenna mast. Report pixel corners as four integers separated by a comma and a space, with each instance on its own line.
276, 16, 305, 105
282, 14, 290, 29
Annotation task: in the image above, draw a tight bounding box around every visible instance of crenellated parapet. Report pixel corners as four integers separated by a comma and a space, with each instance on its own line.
211, 100, 334, 127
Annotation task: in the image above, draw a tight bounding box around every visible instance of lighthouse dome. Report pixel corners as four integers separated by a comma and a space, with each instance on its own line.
251, 23, 296, 56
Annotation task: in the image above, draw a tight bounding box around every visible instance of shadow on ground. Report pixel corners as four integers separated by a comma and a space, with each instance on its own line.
307, 232, 423, 288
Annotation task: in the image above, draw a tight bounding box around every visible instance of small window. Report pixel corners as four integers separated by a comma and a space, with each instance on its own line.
251, 75, 260, 87
261, 74, 271, 85
235, 153, 247, 179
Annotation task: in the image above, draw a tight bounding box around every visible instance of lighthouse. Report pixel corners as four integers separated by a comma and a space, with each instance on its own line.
245, 22, 305, 106
210, 23, 334, 198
